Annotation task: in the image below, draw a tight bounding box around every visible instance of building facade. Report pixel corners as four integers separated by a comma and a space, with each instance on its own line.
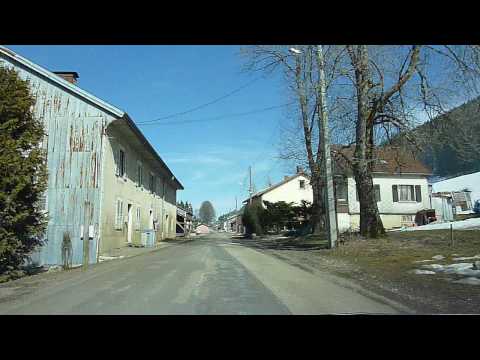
0, 46, 183, 266
333, 146, 432, 231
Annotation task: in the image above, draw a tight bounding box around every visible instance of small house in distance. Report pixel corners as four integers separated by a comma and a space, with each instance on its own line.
243, 166, 312, 207
195, 224, 209, 235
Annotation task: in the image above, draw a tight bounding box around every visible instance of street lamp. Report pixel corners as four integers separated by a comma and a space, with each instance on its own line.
289, 46, 338, 249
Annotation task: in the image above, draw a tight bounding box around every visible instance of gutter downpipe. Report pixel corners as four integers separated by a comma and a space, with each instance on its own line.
96, 121, 108, 263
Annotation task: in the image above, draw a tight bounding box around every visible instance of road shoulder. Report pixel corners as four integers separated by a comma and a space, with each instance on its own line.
222, 243, 412, 314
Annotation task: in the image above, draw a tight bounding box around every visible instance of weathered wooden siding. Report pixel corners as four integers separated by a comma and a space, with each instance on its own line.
0, 54, 117, 266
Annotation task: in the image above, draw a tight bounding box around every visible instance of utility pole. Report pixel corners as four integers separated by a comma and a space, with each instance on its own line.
235, 196, 238, 211
317, 44, 338, 249
248, 166, 253, 205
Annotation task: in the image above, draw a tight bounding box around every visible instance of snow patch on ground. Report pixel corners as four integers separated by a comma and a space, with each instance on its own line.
420, 262, 480, 277
432, 255, 445, 260
404, 217, 480, 231
411, 269, 436, 275
453, 277, 480, 285
452, 255, 480, 261
98, 255, 125, 262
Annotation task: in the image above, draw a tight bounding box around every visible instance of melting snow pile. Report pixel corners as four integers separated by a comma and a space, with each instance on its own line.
421, 262, 480, 277
404, 217, 480, 231
99, 255, 125, 263
411, 254, 480, 285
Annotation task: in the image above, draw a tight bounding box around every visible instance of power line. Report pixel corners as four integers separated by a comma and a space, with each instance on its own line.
136, 102, 293, 127
137, 75, 264, 125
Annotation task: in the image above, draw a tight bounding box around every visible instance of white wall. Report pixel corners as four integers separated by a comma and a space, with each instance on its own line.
261, 175, 313, 205
347, 175, 430, 215
432, 171, 480, 214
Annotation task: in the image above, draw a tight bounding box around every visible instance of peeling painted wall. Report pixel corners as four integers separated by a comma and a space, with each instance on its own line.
1, 55, 117, 266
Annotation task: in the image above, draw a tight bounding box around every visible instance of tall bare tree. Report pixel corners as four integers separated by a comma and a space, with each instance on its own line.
243, 45, 480, 238
242, 45, 346, 233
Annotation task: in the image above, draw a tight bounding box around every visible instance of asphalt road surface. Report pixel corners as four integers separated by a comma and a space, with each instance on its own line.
0, 232, 409, 314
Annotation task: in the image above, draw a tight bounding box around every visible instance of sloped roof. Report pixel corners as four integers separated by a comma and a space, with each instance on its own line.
0, 45, 124, 117
332, 145, 432, 176
0, 46, 184, 190
243, 173, 308, 203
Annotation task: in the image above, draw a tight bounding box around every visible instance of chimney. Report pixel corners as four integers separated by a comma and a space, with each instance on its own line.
296, 166, 304, 174
53, 71, 79, 85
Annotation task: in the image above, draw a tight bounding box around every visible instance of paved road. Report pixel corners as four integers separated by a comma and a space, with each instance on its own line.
0, 232, 408, 314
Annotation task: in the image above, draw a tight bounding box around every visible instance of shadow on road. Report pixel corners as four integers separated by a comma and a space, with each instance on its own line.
230, 236, 329, 251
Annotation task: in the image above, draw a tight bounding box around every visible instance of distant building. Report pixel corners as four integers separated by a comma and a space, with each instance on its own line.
0, 46, 183, 266
195, 224, 209, 235
243, 166, 313, 207
223, 210, 245, 234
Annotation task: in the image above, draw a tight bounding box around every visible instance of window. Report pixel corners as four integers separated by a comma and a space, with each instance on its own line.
335, 181, 348, 202
401, 215, 414, 226
150, 174, 155, 193
299, 180, 305, 189
115, 199, 123, 230
393, 185, 418, 202
117, 149, 126, 177
399, 185, 414, 201
136, 207, 141, 230
137, 162, 143, 187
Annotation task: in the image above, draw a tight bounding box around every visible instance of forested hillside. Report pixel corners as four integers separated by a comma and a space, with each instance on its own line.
412, 97, 480, 179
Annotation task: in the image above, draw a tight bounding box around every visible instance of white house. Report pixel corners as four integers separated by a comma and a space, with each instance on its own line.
248, 149, 432, 233
244, 167, 313, 207
333, 146, 433, 231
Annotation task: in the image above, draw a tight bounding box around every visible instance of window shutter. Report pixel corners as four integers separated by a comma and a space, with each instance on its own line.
392, 185, 398, 202
410, 186, 415, 201
114, 149, 120, 176
123, 152, 127, 178
415, 185, 422, 203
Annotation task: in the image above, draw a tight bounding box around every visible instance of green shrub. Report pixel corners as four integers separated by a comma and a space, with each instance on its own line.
0, 66, 47, 276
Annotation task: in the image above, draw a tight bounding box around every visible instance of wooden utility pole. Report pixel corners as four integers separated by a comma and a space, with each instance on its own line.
248, 166, 253, 205
317, 44, 338, 249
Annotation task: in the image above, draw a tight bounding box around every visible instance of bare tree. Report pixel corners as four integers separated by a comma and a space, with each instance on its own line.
242, 45, 480, 239
242, 45, 346, 233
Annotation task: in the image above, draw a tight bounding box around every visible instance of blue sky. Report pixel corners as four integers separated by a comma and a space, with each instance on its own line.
9, 45, 291, 216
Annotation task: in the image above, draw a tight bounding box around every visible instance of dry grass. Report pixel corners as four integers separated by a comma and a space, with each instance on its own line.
312, 230, 480, 313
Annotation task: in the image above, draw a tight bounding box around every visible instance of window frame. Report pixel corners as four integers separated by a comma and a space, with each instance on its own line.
115, 198, 124, 230
150, 172, 155, 193
116, 146, 127, 180
299, 179, 306, 190
136, 206, 141, 230
398, 184, 415, 202
137, 161, 143, 188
